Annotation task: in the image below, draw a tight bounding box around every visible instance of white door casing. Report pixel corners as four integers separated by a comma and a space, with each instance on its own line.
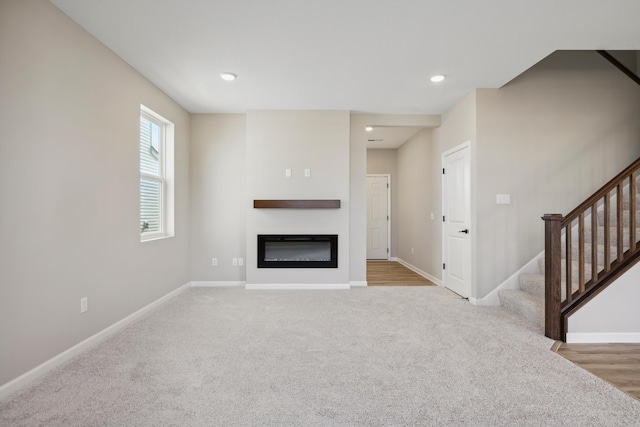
367, 175, 390, 260
442, 143, 471, 298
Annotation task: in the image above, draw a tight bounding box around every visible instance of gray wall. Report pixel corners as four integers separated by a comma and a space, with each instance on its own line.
190, 115, 246, 281
422, 91, 478, 286
245, 111, 351, 284
0, 0, 191, 386
398, 51, 640, 300
474, 51, 640, 299
396, 131, 438, 273
366, 149, 398, 257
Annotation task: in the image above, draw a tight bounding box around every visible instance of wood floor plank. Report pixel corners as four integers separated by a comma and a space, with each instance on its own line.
367, 261, 436, 286
555, 342, 640, 401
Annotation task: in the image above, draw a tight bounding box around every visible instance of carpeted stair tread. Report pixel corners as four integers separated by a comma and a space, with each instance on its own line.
538, 258, 598, 281
579, 226, 639, 245
597, 209, 640, 227
568, 242, 622, 263
622, 197, 640, 210
498, 289, 544, 328
523, 267, 577, 299
518, 273, 545, 299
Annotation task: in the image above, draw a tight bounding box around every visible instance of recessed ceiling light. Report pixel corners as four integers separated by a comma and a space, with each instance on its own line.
365, 126, 373, 132
220, 72, 237, 81
430, 74, 445, 83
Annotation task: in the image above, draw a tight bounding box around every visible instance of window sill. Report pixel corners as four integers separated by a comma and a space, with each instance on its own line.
140, 233, 173, 243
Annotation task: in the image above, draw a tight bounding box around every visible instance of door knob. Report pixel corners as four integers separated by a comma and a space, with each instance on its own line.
458, 229, 469, 234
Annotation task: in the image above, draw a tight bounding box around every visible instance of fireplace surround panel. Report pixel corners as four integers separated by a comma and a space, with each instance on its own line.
258, 234, 338, 268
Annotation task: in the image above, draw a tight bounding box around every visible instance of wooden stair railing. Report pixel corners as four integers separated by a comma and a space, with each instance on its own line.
597, 51, 640, 87
543, 157, 640, 341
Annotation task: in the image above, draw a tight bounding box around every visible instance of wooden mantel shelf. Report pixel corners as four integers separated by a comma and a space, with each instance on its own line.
253, 199, 341, 209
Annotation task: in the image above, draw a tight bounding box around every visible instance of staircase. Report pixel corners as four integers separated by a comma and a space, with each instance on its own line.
499, 159, 640, 335
499, 54, 640, 335
498, 261, 545, 329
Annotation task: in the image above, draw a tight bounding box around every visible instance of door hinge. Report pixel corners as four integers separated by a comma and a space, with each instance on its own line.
443, 215, 445, 222
387, 183, 389, 188
442, 168, 445, 174
443, 263, 446, 270
387, 215, 389, 220
387, 248, 389, 253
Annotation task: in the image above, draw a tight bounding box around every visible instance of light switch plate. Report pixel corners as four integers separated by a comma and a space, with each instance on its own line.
496, 194, 511, 204
285, 168, 292, 178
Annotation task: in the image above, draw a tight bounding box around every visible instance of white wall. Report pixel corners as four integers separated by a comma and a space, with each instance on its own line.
474, 51, 640, 299
568, 262, 640, 342
190, 115, 246, 282
245, 111, 351, 285
367, 149, 398, 257
0, 0, 190, 386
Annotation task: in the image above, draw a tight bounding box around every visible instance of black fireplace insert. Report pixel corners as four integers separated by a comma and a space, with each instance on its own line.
257, 234, 338, 268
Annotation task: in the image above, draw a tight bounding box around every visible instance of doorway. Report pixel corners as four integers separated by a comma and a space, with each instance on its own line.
366, 174, 390, 260
442, 142, 471, 298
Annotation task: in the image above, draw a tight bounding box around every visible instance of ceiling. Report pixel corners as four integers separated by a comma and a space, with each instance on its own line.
364, 126, 423, 149
50, 0, 640, 117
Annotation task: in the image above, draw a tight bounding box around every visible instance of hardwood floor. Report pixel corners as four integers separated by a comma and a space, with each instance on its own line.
554, 342, 640, 401
367, 261, 436, 286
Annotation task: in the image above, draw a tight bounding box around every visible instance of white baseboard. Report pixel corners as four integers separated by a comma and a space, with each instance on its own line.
0, 282, 191, 401
190, 281, 245, 287
245, 283, 350, 290
566, 332, 640, 343
349, 281, 368, 287
395, 258, 442, 286
472, 250, 545, 307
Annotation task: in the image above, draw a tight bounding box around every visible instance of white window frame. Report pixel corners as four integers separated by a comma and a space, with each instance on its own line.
140, 105, 175, 242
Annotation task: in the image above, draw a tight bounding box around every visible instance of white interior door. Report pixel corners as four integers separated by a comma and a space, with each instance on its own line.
367, 175, 389, 260
442, 144, 471, 298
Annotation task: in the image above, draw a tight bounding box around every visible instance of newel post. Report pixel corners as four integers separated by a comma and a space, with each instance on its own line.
543, 214, 563, 341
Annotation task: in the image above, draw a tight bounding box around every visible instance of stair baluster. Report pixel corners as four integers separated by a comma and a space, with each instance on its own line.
542, 157, 640, 341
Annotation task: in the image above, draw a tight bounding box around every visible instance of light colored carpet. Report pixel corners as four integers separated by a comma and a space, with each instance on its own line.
2, 286, 640, 426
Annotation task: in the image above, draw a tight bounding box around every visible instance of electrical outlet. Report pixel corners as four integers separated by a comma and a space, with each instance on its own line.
238, 257, 244, 266
232, 258, 238, 266
285, 168, 291, 178
304, 168, 311, 177
212, 258, 218, 266
80, 297, 88, 314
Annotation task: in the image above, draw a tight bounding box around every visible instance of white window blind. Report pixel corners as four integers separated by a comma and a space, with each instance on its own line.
140, 112, 164, 237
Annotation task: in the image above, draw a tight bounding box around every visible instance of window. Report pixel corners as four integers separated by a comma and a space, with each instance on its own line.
140, 105, 174, 241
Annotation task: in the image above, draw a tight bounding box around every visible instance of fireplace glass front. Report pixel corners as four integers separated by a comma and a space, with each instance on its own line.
258, 235, 338, 268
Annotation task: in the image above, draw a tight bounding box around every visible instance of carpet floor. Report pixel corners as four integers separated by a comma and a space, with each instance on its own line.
2, 286, 640, 426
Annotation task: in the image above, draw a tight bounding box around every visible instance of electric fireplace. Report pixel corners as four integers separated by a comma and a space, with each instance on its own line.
257, 234, 338, 268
